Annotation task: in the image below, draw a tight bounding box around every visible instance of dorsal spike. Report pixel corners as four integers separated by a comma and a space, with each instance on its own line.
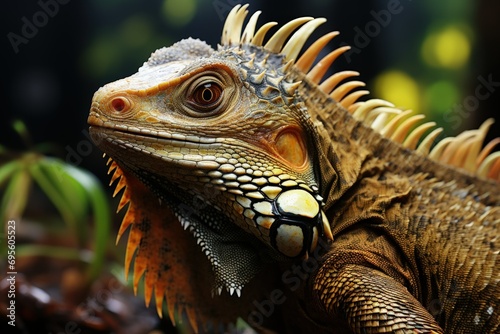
351, 99, 395, 120
476, 137, 500, 166
221, 4, 241, 45
390, 114, 426, 144
319, 70, 360, 95
296, 31, 339, 72
416, 127, 444, 156
264, 17, 313, 53
241, 10, 262, 44
369, 108, 403, 131
340, 90, 370, 109
330, 80, 366, 101
380, 109, 413, 137
281, 18, 327, 61
229, 4, 250, 45
439, 130, 477, 165
252, 22, 278, 46
463, 118, 495, 171
307, 46, 351, 83
429, 137, 454, 161
402, 121, 437, 150
477, 152, 500, 180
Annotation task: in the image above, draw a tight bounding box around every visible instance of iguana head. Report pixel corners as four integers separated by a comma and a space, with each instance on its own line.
88, 3, 500, 331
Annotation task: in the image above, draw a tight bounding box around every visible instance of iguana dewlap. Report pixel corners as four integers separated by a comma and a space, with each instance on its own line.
88, 4, 500, 333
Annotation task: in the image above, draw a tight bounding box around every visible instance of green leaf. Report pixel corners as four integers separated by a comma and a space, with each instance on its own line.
35, 158, 90, 245
0, 167, 31, 223
51, 161, 111, 282
29, 159, 84, 245
0, 159, 22, 188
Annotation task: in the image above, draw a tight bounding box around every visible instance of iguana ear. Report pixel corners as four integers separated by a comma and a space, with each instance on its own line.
108, 161, 253, 331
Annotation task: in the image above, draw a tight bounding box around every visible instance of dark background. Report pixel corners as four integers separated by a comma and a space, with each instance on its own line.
3, 0, 500, 183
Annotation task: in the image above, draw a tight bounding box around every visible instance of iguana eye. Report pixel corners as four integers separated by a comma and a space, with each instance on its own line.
186, 77, 224, 114
193, 83, 222, 106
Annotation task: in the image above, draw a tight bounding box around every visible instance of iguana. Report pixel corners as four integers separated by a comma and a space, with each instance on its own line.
88, 4, 500, 333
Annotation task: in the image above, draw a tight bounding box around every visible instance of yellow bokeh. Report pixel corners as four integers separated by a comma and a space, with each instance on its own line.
162, 0, 197, 27
421, 25, 471, 69
373, 70, 421, 112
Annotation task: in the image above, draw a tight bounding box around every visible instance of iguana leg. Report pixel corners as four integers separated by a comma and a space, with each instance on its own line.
313, 263, 443, 333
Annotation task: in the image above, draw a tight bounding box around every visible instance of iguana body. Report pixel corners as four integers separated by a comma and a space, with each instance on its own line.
88, 5, 500, 333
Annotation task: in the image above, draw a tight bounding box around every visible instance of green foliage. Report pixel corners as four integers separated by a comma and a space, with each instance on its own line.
0, 121, 111, 283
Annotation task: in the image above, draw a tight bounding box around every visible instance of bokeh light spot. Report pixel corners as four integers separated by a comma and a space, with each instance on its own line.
162, 0, 196, 27
424, 80, 459, 115
373, 70, 420, 112
421, 25, 471, 69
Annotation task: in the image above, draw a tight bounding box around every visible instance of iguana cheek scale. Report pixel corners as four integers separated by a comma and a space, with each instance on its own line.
88, 3, 500, 333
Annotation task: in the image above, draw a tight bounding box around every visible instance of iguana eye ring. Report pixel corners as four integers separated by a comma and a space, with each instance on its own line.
186, 77, 224, 114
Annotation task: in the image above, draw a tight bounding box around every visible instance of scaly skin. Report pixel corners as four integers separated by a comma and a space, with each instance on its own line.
88, 4, 500, 333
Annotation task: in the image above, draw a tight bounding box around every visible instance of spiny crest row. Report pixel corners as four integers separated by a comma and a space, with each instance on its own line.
221, 4, 500, 181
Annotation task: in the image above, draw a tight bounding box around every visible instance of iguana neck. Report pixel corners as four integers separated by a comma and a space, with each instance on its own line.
294, 72, 500, 208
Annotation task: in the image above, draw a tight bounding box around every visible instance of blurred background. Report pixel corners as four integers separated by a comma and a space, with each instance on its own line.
3, 0, 500, 180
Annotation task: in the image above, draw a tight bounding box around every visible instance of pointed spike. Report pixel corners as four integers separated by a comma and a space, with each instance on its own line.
243, 53, 256, 69
185, 307, 200, 334
249, 70, 266, 85
281, 18, 327, 61
402, 121, 437, 150
319, 70, 360, 95
351, 98, 395, 120
476, 137, 500, 166
230, 4, 249, 45
109, 168, 122, 186
296, 31, 339, 72
279, 59, 295, 74
241, 10, 262, 44
116, 190, 130, 213
330, 80, 366, 101
154, 285, 165, 319
166, 297, 177, 326
380, 109, 413, 138
282, 80, 302, 96
267, 74, 283, 87
265, 17, 313, 53
252, 22, 278, 46
429, 137, 454, 161
340, 90, 370, 109
477, 152, 500, 179
221, 4, 241, 45
107, 161, 118, 174
416, 127, 443, 156
439, 131, 476, 164
307, 46, 351, 83
463, 118, 495, 171
390, 114, 426, 144
449, 136, 475, 168
112, 176, 127, 197
364, 107, 400, 125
